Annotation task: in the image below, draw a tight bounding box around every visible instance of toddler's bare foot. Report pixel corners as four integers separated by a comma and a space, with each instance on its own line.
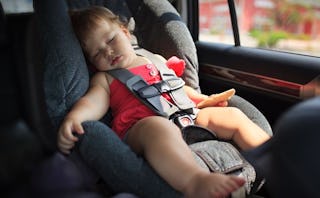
184, 172, 245, 198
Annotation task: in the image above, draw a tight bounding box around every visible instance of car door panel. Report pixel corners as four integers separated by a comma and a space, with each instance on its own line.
196, 42, 320, 125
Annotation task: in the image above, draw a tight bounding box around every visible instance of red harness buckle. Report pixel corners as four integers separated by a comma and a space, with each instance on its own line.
172, 114, 194, 129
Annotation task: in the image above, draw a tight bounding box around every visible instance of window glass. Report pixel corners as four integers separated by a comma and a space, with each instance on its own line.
199, 0, 320, 57
0, 0, 33, 13
199, 0, 234, 45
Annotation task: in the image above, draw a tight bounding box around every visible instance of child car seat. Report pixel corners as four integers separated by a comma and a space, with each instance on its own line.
34, 0, 272, 197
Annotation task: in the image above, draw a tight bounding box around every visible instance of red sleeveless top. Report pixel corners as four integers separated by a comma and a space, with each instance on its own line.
110, 64, 164, 138
109, 57, 186, 139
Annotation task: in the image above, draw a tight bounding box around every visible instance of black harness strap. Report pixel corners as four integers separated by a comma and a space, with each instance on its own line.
108, 68, 179, 117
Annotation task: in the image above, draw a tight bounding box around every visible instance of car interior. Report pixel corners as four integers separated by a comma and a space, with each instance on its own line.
1, 0, 319, 197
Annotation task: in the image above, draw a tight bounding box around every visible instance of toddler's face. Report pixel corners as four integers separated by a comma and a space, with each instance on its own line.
84, 20, 135, 71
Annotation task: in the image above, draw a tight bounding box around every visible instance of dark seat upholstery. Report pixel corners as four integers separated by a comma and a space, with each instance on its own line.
0, 2, 42, 195
244, 96, 320, 198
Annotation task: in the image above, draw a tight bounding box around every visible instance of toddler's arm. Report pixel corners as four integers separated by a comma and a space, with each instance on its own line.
57, 73, 110, 154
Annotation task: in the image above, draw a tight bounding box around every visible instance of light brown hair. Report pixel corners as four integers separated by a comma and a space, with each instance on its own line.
69, 6, 125, 48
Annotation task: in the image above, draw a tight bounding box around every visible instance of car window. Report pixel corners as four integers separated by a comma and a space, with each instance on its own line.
0, 0, 33, 13
199, 0, 320, 57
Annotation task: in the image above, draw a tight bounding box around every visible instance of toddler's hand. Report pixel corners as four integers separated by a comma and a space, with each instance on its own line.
57, 118, 84, 154
197, 89, 235, 109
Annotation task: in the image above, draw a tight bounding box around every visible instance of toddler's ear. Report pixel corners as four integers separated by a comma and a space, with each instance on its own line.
121, 25, 131, 38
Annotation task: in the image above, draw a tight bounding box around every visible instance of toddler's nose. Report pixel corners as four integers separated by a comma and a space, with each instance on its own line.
102, 44, 113, 57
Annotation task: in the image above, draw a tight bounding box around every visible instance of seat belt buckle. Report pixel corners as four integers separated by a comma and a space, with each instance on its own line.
172, 114, 194, 129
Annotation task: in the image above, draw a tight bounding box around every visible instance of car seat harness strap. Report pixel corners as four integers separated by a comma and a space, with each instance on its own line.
108, 68, 180, 117
107, 48, 197, 128
135, 47, 196, 111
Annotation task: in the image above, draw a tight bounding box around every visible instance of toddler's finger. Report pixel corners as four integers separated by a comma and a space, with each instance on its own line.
59, 135, 75, 146
74, 123, 85, 135
63, 128, 79, 142
58, 140, 73, 154
217, 101, 228, 107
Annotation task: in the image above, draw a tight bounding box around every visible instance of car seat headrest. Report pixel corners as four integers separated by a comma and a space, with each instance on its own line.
127, 0, 187, 57
127, 0, 200, 91
67, 0, 135, 37
67, 0, 132, 23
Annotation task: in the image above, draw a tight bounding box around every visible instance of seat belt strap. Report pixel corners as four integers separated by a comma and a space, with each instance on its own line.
134, 47, 195, 111
107, 68, 179, 117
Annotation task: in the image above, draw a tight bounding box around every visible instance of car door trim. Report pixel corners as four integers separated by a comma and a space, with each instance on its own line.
200, 64, 320, 99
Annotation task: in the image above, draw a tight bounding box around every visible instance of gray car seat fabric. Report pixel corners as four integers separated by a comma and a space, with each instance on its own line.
229, 95, 272, 136
67, 0, 132, 21
35, 1, 89, 128
126, 0, 200, 92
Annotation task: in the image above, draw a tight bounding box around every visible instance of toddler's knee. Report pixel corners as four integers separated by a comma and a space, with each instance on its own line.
128, 116, 182, 152
227, 107, 245, 117
140, 116, 181, 137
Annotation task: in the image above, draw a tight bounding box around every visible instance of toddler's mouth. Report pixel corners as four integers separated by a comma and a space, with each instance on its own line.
111, 56, 121, 66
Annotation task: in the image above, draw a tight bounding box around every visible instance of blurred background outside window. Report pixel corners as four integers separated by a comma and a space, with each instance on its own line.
199, 0, 320, 57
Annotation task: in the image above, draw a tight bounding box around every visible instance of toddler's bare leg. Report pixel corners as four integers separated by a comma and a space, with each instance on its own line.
126, 116, 245, 198
195, 107, 270, 150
